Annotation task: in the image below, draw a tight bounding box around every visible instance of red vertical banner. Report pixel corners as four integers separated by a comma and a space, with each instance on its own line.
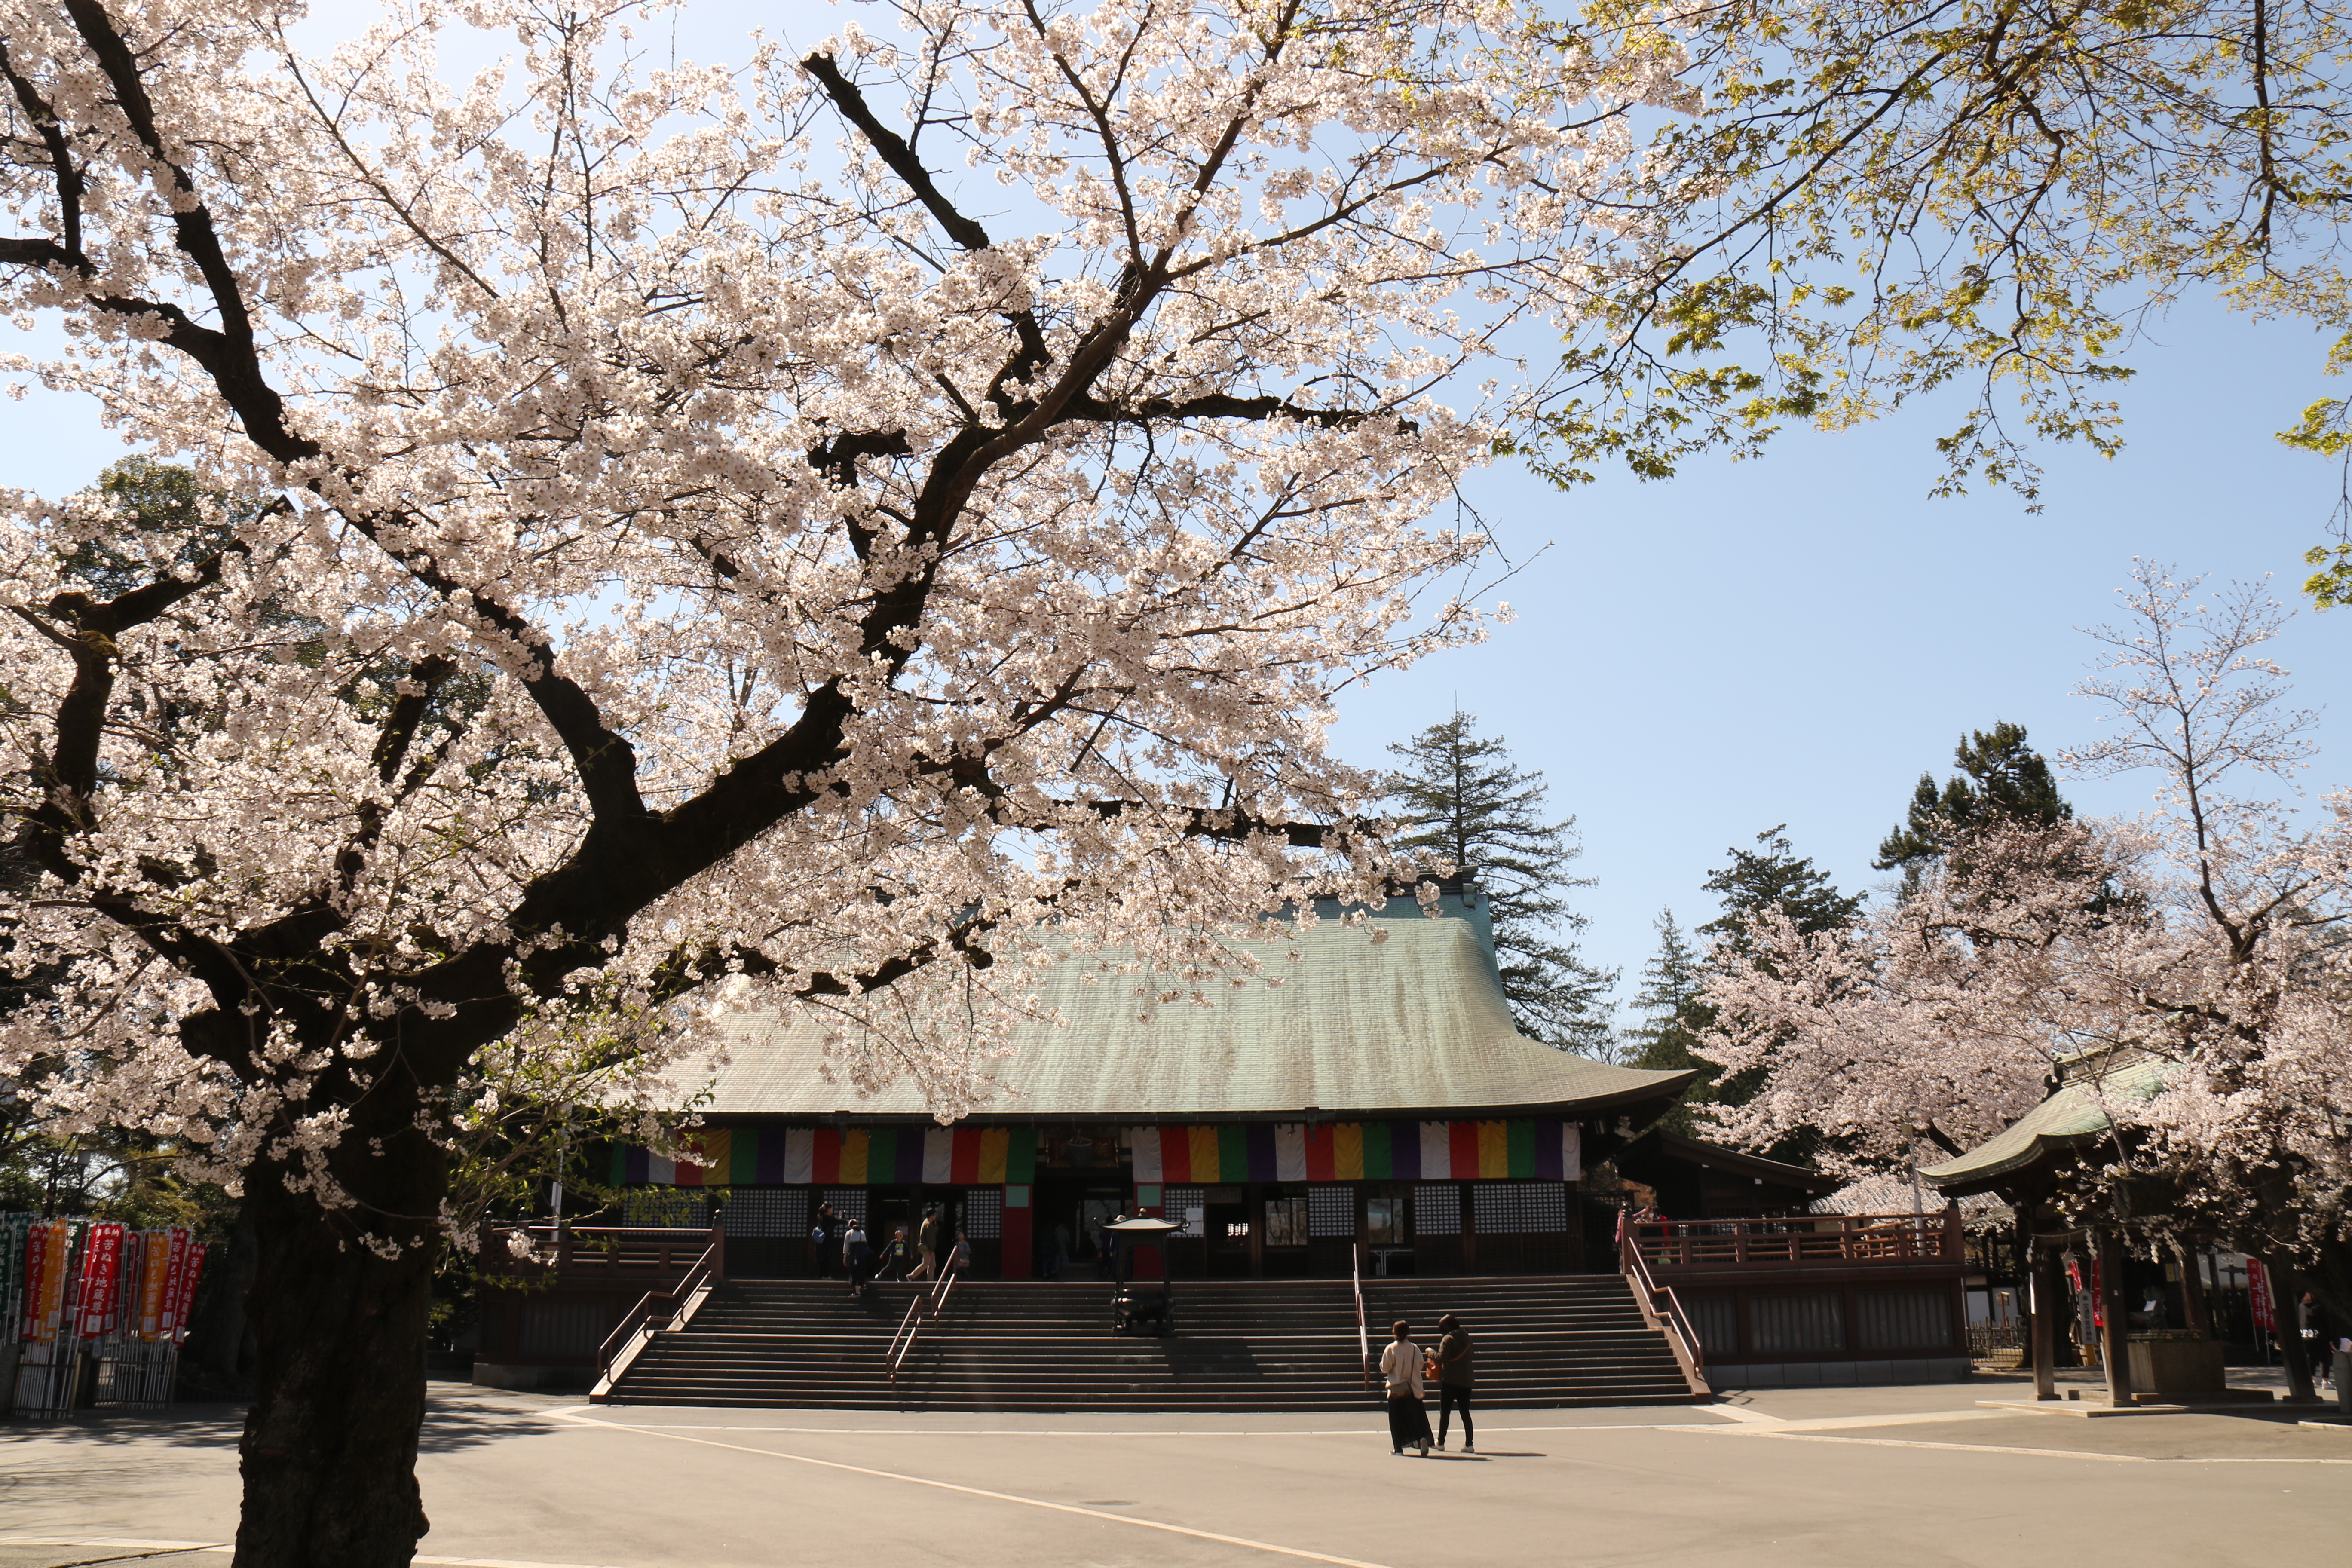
2248, 1258, 2275, 1332
156, 1227, 193, 1340
137, 1230, 174, 1340
76, 1222, 127, 1338
168, 1241, 208, 1345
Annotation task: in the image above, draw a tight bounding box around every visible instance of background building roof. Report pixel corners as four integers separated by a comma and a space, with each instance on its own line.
1918, 1048, 2174, 1196
684, 890, 1693, 1123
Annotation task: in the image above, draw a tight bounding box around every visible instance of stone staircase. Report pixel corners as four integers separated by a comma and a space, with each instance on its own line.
598, 1274, 1708, 1411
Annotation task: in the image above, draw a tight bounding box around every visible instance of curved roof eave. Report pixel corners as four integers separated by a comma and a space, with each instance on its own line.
672, 917, 1700, 1123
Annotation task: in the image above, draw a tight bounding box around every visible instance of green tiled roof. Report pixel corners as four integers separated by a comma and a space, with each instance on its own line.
679, 895, 1694, 1121
1918, 1050, 2175, 1194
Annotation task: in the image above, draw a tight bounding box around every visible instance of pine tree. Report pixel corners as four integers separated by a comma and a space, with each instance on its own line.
1700, 825, 1864, 957
1874, 721, 2072, 896
1626, 910, 1711, 1131
1385, 711, 1618, 1055
1695, 826, 1862, 1158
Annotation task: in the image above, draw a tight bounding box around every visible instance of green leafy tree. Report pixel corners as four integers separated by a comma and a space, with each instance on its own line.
1875, 722, 2073, 896
1626, 909, 1710, 1131
1386, 711, 1617, 1054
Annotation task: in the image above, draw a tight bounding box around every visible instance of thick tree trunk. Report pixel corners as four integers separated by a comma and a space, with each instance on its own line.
2267, 1257, 2317, 1402
233, 1120, 448, 1568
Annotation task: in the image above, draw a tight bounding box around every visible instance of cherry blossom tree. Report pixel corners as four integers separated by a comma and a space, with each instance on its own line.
1696, 564, 2352, 1322
0, 1, 1728, 1560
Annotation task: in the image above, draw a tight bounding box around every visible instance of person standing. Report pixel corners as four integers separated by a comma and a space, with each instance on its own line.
1379, 1319, 1433, 1457
1433, 1313, 1474, 1453
844, 1218, 876, 1300
910, 1204, 940, 1282
946, 1228, 972, 1280
812, 1202, 838, 1279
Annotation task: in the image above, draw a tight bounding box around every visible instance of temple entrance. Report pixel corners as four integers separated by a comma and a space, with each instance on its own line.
1204, 1188, 1252, 1277
1032, 1176, 1129, 1279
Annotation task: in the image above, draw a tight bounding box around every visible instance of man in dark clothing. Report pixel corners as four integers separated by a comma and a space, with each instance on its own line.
1433, 1312, 1474, 1452
812, 1203, 838, 1278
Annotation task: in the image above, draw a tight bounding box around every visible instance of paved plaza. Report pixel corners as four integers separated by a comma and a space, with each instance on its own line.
5, 1380, 2350, 1568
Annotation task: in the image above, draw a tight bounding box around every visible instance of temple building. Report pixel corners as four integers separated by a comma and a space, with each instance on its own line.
602, 878, 1695, 1280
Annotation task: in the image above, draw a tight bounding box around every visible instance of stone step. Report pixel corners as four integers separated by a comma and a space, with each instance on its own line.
602, 1273, 1706, 1411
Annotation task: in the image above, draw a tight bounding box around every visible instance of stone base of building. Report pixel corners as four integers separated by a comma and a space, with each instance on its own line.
471, 1360, 594, 1393
1706, 1357, 1972, 1389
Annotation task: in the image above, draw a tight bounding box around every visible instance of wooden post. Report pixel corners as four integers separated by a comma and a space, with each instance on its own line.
2172, 1238, 2215, 1340
2031, 1240, 2062, 1400
2097, 1227, 2135, 1407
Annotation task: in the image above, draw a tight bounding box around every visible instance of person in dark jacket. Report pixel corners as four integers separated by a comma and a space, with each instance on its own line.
844, 1219, 876, 1299
1433, 1313, 1474, 1452
812, 1203, 838, 1278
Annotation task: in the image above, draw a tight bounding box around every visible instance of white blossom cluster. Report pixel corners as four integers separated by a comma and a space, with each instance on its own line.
1697, 565, 2352, 1263
0, 0, 1705, 1238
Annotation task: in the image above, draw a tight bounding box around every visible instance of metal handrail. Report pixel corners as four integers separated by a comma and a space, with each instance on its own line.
1621, 1208, 1710, 1398
885, 1257, 961, 1388
594, 1239, 718, 1386
1353, 1242, 1372, 1391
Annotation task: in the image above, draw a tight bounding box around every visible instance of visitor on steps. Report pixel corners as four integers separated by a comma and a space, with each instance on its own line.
844, 1219, 876, 1300
1433, 1313, 1474, 1452
1380, 1320, 1433, 1457
946, 1228, 972, 1280
909, 1205, 941, 1282
881, 1225, 912, 1281
812, 1203, 839, 1278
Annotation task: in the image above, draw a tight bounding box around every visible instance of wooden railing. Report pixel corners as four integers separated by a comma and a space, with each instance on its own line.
886, 1264, 959, 1393
492, 1224, 716, 1282
1631, 1210, 1963, 1272
1620, 1216, 1709, 1399
1353, 1243, 1372, 1392
588, 1222, 726, 1399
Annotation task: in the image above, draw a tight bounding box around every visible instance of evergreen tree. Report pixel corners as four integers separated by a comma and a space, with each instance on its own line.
1626, 909, 1710, 1131
1694, 826, 1862, 1159
1700, 824, 1865, 957
1385, 711, 1618, 1054
1874, 721, 2072, 896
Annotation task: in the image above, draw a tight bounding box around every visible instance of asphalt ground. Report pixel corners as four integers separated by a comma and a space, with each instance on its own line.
5, 1379, 2350, 1568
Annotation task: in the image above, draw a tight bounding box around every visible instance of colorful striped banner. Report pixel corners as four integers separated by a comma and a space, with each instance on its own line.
612, 1122, 1574, 1189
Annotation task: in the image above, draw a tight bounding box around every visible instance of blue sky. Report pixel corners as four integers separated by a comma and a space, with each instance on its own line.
1325, 300, 2352, 1011
8, 4, 2346, 1026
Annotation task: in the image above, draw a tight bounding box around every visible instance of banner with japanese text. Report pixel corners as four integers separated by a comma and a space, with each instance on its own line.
166, 1236, 207, 1345
2248, 1258, 2274, 1332
0, 1211, 30, 1330
137, 1228, 175, 1341
75, 1222, 128, 1339
157, 1227, 192, 1341
23, 1221, 74, 1344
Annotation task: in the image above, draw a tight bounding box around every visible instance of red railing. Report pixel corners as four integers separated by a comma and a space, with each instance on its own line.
590, 1222, 726, 1396
1630, 1210, 1962, 1272
491, 1224, 715, 1282
1620, 1216, 1709, 1397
